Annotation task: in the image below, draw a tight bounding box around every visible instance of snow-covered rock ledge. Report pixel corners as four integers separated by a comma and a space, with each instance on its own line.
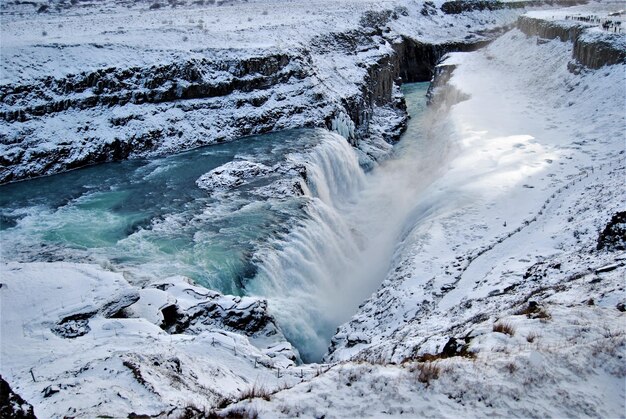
518, 10, 626, 69
0, 262, 302, 417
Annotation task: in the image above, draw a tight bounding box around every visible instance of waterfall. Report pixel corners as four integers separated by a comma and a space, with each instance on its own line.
247, 83, 443, 362
247, 131, 367, 362
330, 111, 357, 144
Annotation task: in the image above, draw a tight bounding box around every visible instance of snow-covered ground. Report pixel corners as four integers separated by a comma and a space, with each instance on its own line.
1, 1, 625, 418
311, 8, 624, 418
0, 262, 308, 417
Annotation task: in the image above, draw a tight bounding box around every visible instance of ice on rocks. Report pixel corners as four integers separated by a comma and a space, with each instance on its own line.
196, 160, 274, 192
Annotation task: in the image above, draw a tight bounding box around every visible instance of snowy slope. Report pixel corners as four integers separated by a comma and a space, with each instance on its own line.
2, 1, 625, 418
220, 7, 626, 417
329, 9, 626, 364
0, 262, 306, 417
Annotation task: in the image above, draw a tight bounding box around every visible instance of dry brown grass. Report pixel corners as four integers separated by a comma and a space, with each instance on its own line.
493, 322, 515, 336
515, 302, 551, 320
408, 362, 441, 386
239, 384, 271, 402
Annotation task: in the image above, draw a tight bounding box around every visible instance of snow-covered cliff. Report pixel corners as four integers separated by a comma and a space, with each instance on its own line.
1, 1, 625, 418
0, 0, 524, 183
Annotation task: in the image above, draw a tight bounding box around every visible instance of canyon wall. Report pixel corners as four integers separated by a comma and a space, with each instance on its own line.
0, 5, 501, 184
517, 16, 626, 69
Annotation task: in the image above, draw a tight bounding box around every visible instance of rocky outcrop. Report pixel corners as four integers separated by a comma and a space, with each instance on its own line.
0, 54, 301, 123
51, 290, 140, 339
394, 36, 488, 83
0, 376, 37, 419
517, 16, 626, 69
441, 0, 506, 15
441, 0, 586, 15
597, 211, 626, 251
573, 33, 626, 69
517, 16, 586, 42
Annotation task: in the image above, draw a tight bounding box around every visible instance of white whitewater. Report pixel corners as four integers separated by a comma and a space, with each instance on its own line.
249, 83, 452, 362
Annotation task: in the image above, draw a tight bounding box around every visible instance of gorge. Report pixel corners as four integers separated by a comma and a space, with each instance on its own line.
1, 0, 625, 418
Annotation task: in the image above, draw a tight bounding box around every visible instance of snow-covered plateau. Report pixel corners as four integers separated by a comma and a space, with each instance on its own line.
1, 0, 625, 418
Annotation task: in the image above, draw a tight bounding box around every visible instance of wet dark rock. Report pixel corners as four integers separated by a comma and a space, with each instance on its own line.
597, 211, 626, 251
52, 312, 94, 338
0, 376, 37, 419
42, 385, 60, 398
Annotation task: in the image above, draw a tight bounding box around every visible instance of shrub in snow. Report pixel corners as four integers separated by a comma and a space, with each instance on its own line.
410, 362, 441, 386
493, 321, 515, 336
239, 383, 271, 402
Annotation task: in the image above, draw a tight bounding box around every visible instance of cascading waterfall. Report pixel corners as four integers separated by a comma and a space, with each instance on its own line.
248, 132, 367, 361
0, 82, 443, 364
247, 82, 447, 362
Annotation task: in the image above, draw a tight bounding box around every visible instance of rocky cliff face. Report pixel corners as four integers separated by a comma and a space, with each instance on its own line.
517, 15, 626, 69
0, 49, 332, 183
0, 2, 507, 185
394, 36, 489, 83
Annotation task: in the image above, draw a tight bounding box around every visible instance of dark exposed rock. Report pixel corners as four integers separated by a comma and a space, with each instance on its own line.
573, 35, 626, 69
51, 312, 94, 338
441, 0, 504, 15
158, 289, 280, 339
394, 37, 488, 83
0, 376, 37, 419
517, 16, 586, 42
517, 16, 625, 69
345, 333, 371, 348
42, 385, 60, 398
160, 304, 188, 333
442, 0, 585, 15
441, 337, 460, 358
100, 290, 141, 318
597, 212, 626, 251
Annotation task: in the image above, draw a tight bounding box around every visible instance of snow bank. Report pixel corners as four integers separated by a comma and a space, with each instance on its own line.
0, 262, 301, 417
